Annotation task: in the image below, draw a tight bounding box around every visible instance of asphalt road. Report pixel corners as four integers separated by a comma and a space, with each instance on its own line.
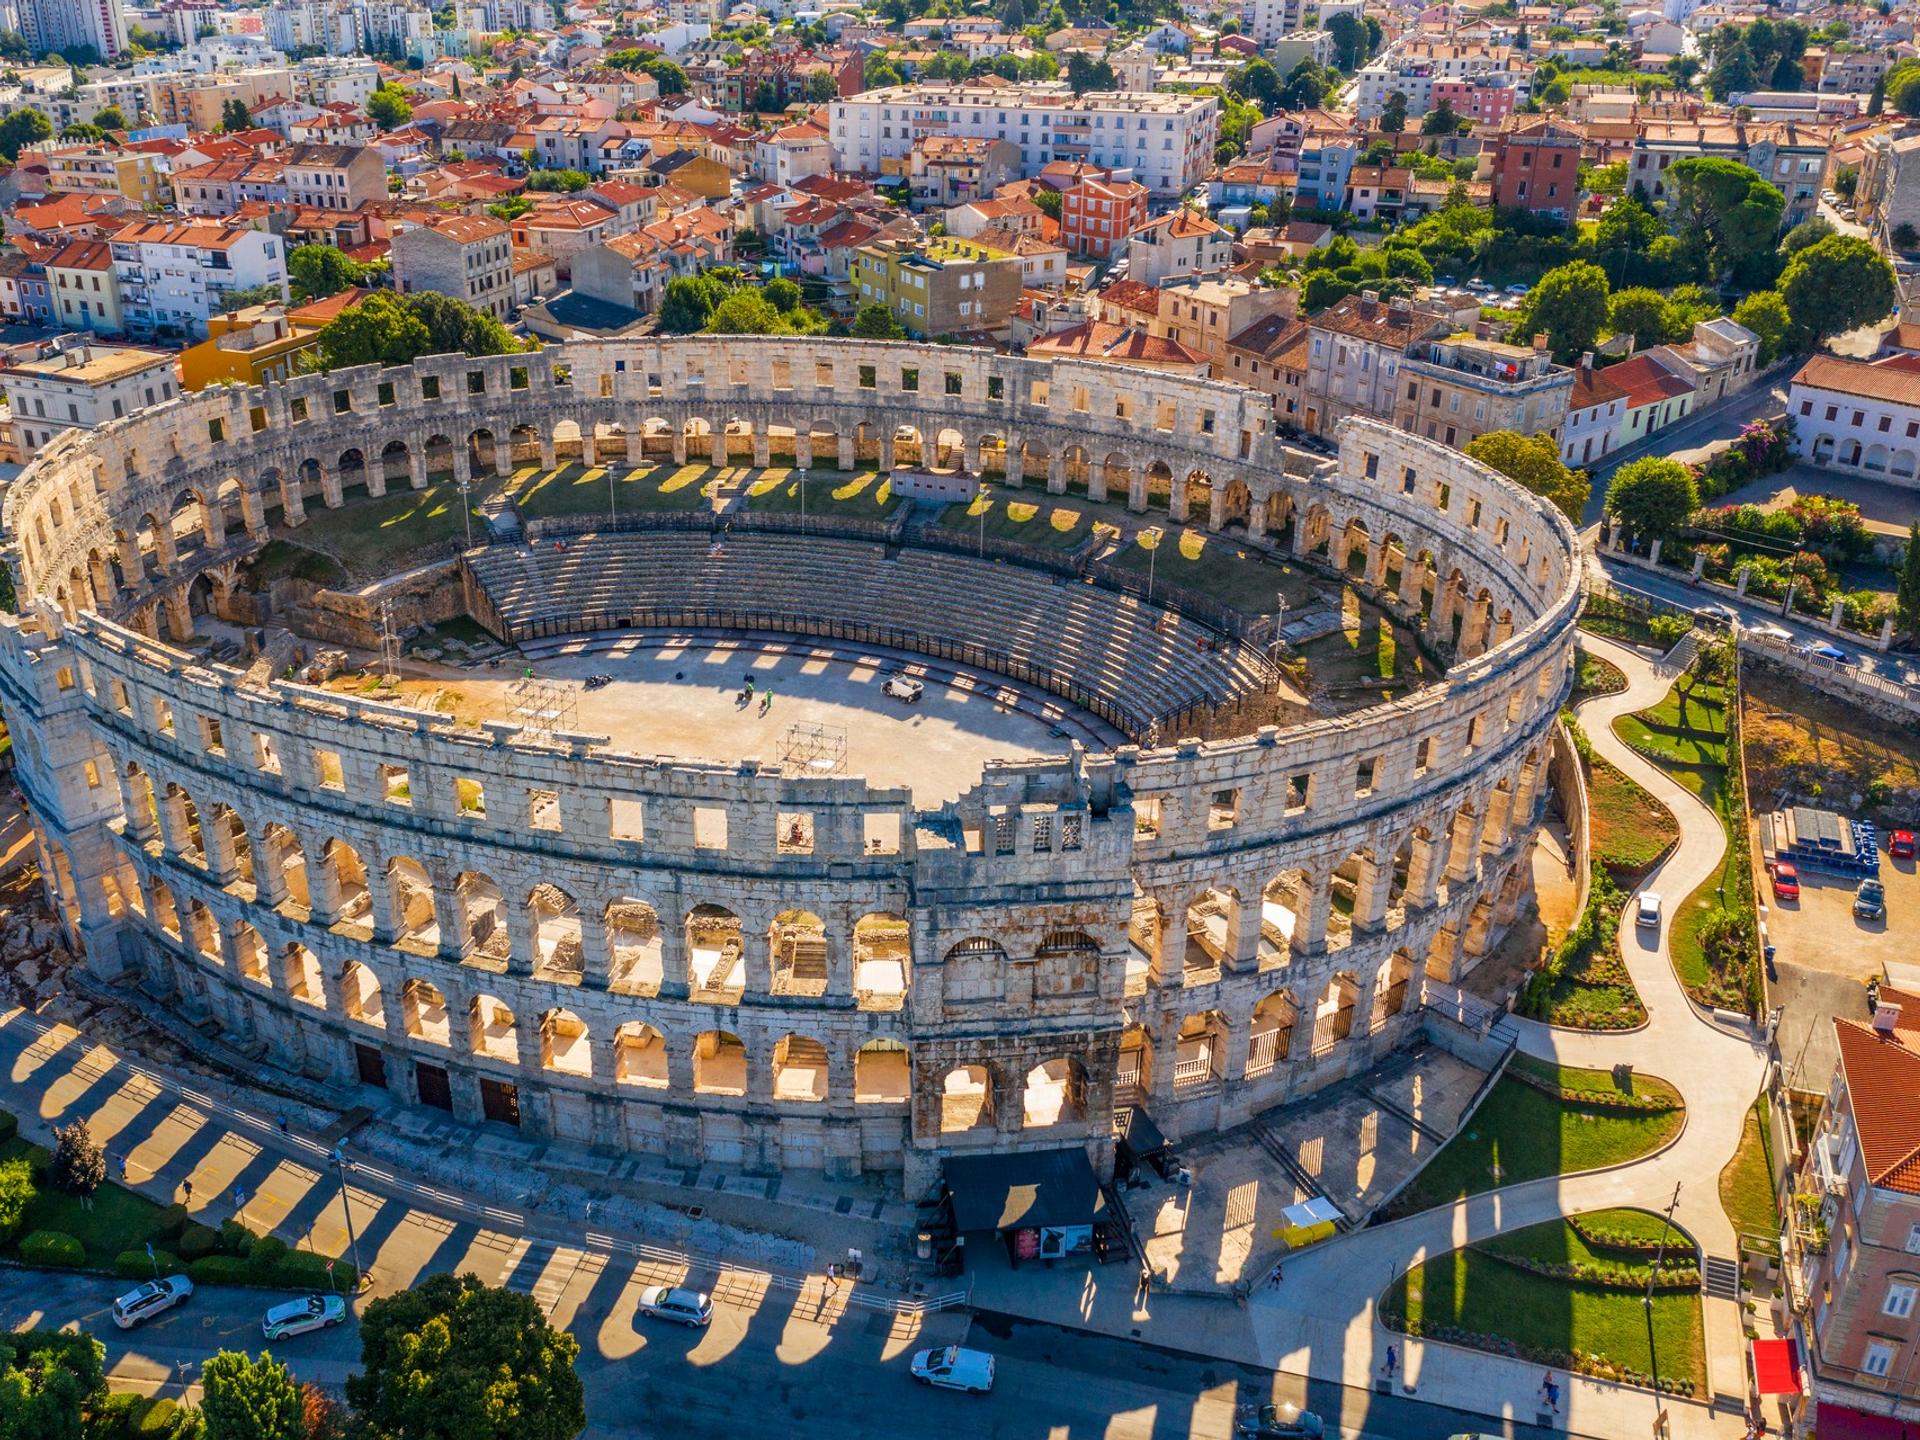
0, 1273, 1557, 1440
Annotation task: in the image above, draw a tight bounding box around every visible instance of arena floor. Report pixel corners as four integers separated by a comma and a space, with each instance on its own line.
405, 633, 1114, 804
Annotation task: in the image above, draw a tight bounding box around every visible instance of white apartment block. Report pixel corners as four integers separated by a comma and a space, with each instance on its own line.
1242, 0, 1302, 45
19, 0, 130, 62
298, 56, 382, 107
6, 342, 177, 453
108, 221, 289, 341
829, 84, 1219, 198
1355, 43, 1516, 118
265, 0, 359, 55
1791, 355, 1920, 487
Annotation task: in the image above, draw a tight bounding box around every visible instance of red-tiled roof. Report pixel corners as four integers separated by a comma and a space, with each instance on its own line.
1606, 353, 1696, 408
1835, 1001, 1920, 1196
1796, 353, 1920, 408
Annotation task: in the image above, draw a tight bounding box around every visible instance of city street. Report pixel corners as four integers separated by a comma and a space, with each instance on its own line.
0, 1272, 1553, 1440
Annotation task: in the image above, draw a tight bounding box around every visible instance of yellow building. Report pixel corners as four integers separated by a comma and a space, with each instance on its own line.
45, 145, 171, 208
176, 291, 365, 390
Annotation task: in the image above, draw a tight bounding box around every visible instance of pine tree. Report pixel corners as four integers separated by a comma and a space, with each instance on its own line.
1897, 520, 1920, 642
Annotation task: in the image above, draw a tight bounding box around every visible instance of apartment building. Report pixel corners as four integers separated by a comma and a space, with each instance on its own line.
1287, 291, 1453, 437
1294, 130, 1361, 213
45, 239, 123, 338
907, 135, 1021, 210
830, 84, 1219, 197
1789, 354, 1920, 486
391, 214, 514, 320
177, 298, 347, 388
1062, 174, 1149, 259
1354, 43, 1518, 119
1126, 208, 1231, 285
1855, 129, 1920, 251
1155, 276, 1292, 375
282, 142, 387, 213
107, 220, 289, 340
852, 236, 1023, 338
1629, 121, 1831, 224
1489, 117, 1584, 217
6, 341, 176, 454
1779, 998, 1920, 1440
18, 0, 130, 63
1395, 331, 1574, 450
43, 146, 173, 209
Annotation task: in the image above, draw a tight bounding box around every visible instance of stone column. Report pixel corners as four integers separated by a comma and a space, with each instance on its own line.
1399, 554, 1426, 610
254, 837, 289, 909
577, 907, 610, 988
1365, 539, 1390, 590
1169, 478, 1190, 522
1004, 447, 1024, 487
118, 532, 144, 583
1089, 463, 1110, 504
794, 433, 814, 469
582, 431, 599, 468
494, 441, 514, 478
308, 851, 343, 926
1247, 495, 1267, 539
366, 464, 388, 499
164, 589, 194, 643
119, 773, 159, 846
240, 488, 268, 543
505, 904, 536, 977
1227, 892, 1262, 971
364, 860, 397, 945
1046, 450, 1066, 494
159, 785, 190, 859
1445, 808, 1480, 883
879, 433, 895, 470
151, 523, 178, 575
539, 434, 558, 471
452, 449, 473, 486
1297, 875, 1333, 955
407, 449, 427, 490
319, 462, 343, 509
203, 811, 239, 886
1352, 854, 1391, 932
658, 917, 690, 998
1406, 833, 1442, 909
837, 432, 855, 470
1208, 485, 1227, 531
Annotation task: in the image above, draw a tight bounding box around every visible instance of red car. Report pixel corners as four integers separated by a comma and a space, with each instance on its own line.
1892, 830, 1915, 861
1769, 862, 1800, 902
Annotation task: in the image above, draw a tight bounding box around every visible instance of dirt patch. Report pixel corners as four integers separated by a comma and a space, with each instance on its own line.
1742, 666, 1920, 821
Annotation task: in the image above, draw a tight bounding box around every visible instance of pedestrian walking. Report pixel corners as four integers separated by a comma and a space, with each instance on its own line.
182, 1179, 194, 1205
276, 1113, 289, 1135
1384, 1344, 1397, 1379
119, 1154, 131, 1182
1267, 1261, 1284, 1288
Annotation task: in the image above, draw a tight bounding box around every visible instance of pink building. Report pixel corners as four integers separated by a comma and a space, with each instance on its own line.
1432, 79, 1515, 125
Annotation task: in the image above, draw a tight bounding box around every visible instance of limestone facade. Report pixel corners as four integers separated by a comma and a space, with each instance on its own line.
0, 337, 1581, 1196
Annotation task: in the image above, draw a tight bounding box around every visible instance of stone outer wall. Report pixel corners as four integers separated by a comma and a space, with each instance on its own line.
0, 337, 1582, 1198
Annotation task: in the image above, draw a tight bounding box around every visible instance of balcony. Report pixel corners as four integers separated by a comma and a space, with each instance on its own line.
1812, 1131, 1851, 1196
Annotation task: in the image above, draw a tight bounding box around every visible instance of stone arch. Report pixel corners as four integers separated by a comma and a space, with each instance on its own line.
892, 422, 923, 468
1261, 868, 1313, 963
402, 977, 450, 1045
1101, 450, 1130, 497
937, 1062, 995, 1132
422, 433, 455, 477
1021, 1056, 1087, 1128
686, 903, 744, 1000
455, 870, 509, 962
1247, 990, 1297, 1077
387, 856, 438, 948
854, 1038, 910, 1104
606, 896, 663, 995
769, 908, 827, 996
1185, 884, 1243, 978
281, 942, 323, 1007
771, 1033, 830, 1102
852, 912, 910, 1009
185, 897, 223, 963
942, 935, 1006, 1005
324, 837, 372, 932
1128, 889, 1167, 989
164, 782, 207, 868
613, 1022, 669, 1087
508, 422, 542, 466
262, 823, 310, 910
340, 959, 385, 1027
929, 426, 966, 473
337, 446, 368, 493
232, 921, 270, 986
380, 439, 411, 485
528, 881, 582, 984
1143, 458, 1174, 506
692, 1029, 747, 1095
1175, 1010, 1227, 1090
467, 427, 500, 476
976, 432, 1008, 477
540, 1007, 590, 1076
469, 993, 518, 1063
1308, 971, 1360, 1055
1370, 950, 1417, 1031
1063, 443, 1092, 491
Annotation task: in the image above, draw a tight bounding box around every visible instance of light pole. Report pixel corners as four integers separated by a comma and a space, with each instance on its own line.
797, 467, 808, 523
1145, 527, 1161, 601
457, 476, 473, 550
332, 1146, 364, 1291
978, 485, 990, 557
608, 463, 618, 523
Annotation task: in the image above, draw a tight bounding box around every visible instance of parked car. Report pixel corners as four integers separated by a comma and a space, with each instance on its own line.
1796, 641, 1852, 664
1505, 283, 1531, 296
1768, 862, 1800, 902
1854, 878, 1886, 920
113, 1276, 193, 1329
910, 1345, 996, 1393
1891, 830, 1915, 861
1635, 892, 1662, 928
881, 675, 924, 703
1236, 1402, 1325, 1438
1693, 602, 1739, 629
1746, 623, 1793, 642
262, 1294, 347, 1341
636, 1286, 713, 1328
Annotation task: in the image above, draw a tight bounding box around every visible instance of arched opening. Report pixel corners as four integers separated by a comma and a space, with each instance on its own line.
233, 922, 270, 986
1128, 890, 1165, 994
528, 882, 583, 984
337, 447, 368, 496
340, 960, 385, 1027
282, 943, 323, 1007
613, 1022, 669, 1087
938, 1064, 994, 1132
380, 439, 411, 485
686, 904, 744, 1001
976, 433, 1008, 477
1247, 991, 1296, 1078
388, 857, 438, 949
467, 427, 499, 475
1185, 885, 1241, 979
768, 908, 827, 997
929, 427, 966, 473
942, 936, 1006, 1006
186, 898, 222, 963
1262, 869, 1310, 965
606, 897, 663, 995
854, 1038, 910, 1104
541, 1008, 590, 1076
470, 994, 518, 1063
325, 838, 372, 934
1308, 972, 1360, 1056
402, 978, 450, 1046
1143, 459, 1174, 507
1117, 1023, 1154, 1102
692, 1030, 747, 1096
166, 783, 206, 867
853, 912, 910, 1010
423, 433, 455, 478
1371, 952, 1416, 1031
1063, 444, 1092, 492
455, 870, 509, 964
149, 876, 181, 939
771, 1034, 830, 1102
1174, 1010, 1226, 1091
1021, 1057, 1086, 1128
509, 423, 542, 466
264, 824, 310, 910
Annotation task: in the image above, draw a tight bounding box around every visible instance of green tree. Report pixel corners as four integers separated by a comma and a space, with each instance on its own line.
658, 274, 728, 333
643, 56, 689, 93
864, 56, 902, 88
1606, 286, 1670, 350
1030, 188, 1063, 219
1869, 73, 1886, 115
1777, 215, 1834, 256
1065, 52, 1116, 93
805, 70, 838, 102
1605, 456, 1699, 538
1379, 89, 1408, 133
527, 168, 589, 192
93, 105, 126, 130
1326, 10, 1369, 69
0, 1330, 107, 1440
402, 291, 520, 357
762, 277, 801, 313
347, 1275, 584, 1440
1419, 98, 1458, 135
49, 1120, 103, 1197
1896, 520, 1920, 643
1706, 39, 1755, 98
288, 243, 362, 302
1277, 58, 1327, 110
1730, 289, 1792, 362
221, 98, 252, 132
315, 293, 433, 369
202, 1350, 303, 1440
1520, 260, 1611, 361
1465, 431, 1589, 521
1666, 53, 1701, 90
1229, 59, 1281, 110
1896, 222, 1920, 252
1886, 58, 1920, 114
704, 290, 782, 333
0, 1158, 32, 1243
850, 300, 907, 339
1779, 233, 1897, 341
1666, 155, 1786, 287
367, 84, 413, 128
0, 107, 51, 161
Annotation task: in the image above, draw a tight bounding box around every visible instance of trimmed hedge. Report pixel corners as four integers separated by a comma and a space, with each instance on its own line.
1472, 1245, 1702, 1292
115, 1249, 183, 1280
175, 1221, 222, 1260
1567, 1213, 1696, 1257
187, 1249, 356, 1292
0, 1111, 17, 1144
1505, 1065, 1682, 1113
19, 1229, 86, 1268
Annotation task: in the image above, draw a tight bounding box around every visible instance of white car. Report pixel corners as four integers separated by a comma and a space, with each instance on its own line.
910, 1344, 996, 1393
1746, 622, 1793, 642
113, 1275, 193, 1329
881, 675, 924, 703
636, 1285, 712, 1327
1636, 892, 1661, 928
262, 1293, 347, 1341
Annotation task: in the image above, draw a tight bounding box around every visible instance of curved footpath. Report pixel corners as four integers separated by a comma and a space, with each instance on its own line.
1247, 631, 1769, 1438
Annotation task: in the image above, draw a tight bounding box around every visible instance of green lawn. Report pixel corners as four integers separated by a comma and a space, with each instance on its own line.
1587, 755, 1679, 878
1719, 1094, 1782, 1256
275, 476, 504, 574
1383, 1211, 1707, 1393
1387, 1055, 1684, 1215
1572, 649, 1628, 702
747, 466, 895, 517
1612, 680, 1729, 783
2, 1136, 169, 1269
936, 492, 1126, 551
1106, 525, 1329, 614
514, 462, 715, 519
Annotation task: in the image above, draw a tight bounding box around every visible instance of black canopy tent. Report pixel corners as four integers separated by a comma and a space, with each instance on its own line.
940, 1148, 1114, 1265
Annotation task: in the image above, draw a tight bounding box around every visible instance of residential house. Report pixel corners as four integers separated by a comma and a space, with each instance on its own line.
1225, 311, 1310, 421
906, 136, 1021, 210
176, 294, 365, 389
946, 194, 1050, 239
1560, 354, 1630, 469
107, 219, 290, 340
648, 148, 731, 199
1026, 321, 1209, 375
5, 341, 178, 454
1294, 291, 1453, 437
852, 236, 1023, 338
1607, 351, 1698, 452
1642, 317, 1762, 408
1126, 208, 1232, 285
391, 213, 515, 320
1488, 117, 1583, 217
1343, 165, 1414, 224
43, 145, 172, 208
1062, 175, 1149, 259
0, 249, 54, 327
44, 238, 122, 337
972, 225, 1069, 290
1789, 354, 1920, 485
281, 142, 387, 213
1630, 120, 1832, 225
1155, 277, 1292, 375
1855, 128, 1920, 250
754, 122, 835, 186
1394, 330, 1575, 450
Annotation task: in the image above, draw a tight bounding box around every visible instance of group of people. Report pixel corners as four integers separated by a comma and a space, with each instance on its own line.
737, 675, 774, 714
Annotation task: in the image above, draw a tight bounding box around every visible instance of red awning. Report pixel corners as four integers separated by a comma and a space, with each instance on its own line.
1752, 1338, 1803, 1396
1815, 1402, 1918, 1440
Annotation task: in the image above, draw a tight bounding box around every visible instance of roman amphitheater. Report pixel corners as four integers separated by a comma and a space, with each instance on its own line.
0, 337, 1580, 1198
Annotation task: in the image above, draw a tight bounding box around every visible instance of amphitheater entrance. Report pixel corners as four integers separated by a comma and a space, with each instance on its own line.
479, 1076, 520, 1126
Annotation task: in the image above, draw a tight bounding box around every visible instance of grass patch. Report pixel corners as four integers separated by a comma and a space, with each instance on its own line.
1383, 1210, 1706, 1395
1613, 679, 1729, 778
1, 1136, 169, 1269
1719, 1094, 1781, 1256
1386, 1054, 1684, 1216
748, 466, 894, 517
1106, 525, 1325, 614
244, 539, 347, 588
937, 492, 1117, 551
514, 462, 713, 518
1518, 865, 1647, 1030
1587, 755, 1680, 878
1572, 648, 1629, 702
276, 476, 501, 575
1578, 590, 1657, 646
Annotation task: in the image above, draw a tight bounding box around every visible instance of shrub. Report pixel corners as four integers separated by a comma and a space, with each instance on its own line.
50, 1119, 104, 1196
1648, 613, 1692, 647
0, 1110, 18, 1143
153, 1203, 191, 1241
218, 1219, 258, 1257
187, 1248, 356, 1292
19, 1229, 86, 1268
176, 1221, 222, 1260
21, 1143, 53, 1175
247, 1234, 290, 1275
115, 1249, 182, 1280
0, 1156, 35, 1243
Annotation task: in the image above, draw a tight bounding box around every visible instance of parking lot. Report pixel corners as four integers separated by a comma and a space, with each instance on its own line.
1759, 836, 1916, 1089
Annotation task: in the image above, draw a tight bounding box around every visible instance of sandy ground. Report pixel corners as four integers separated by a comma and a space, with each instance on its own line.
340, 636, 1084, 806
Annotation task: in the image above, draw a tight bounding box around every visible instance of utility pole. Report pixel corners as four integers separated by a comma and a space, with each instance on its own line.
332, 1146, 364, 1291
1645, 1180, 1684, 1403
378, 599, 399, 681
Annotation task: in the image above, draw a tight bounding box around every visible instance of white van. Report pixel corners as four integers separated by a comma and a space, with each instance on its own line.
881, 675, 923, 704
910, 1345, 995, 1392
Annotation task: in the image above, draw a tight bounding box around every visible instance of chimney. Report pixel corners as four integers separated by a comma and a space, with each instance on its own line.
1875, 1002, 1902, 1035
1359, 288, 1379, 318
1532, 332, 1549, 352
1579, 351, 1594, 374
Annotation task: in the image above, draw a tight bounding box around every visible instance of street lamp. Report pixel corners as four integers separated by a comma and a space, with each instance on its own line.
797, 467, 808, 523
457, 475, 473, 550
331, 1146, 364, 1292
1145, 526, 1162, 601
978, 484, 990, 557
608, 463, 618, 523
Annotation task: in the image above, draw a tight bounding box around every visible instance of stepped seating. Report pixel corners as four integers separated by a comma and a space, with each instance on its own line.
467, 532, 1268, 731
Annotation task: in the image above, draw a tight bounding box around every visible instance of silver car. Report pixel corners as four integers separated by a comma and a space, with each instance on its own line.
262, 1293, 347, 1341
636, 1285, 712, 1327
113, 1275, 193, 1329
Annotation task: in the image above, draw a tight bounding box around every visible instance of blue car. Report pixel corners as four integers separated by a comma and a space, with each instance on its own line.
1798, 642, 1852, 664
